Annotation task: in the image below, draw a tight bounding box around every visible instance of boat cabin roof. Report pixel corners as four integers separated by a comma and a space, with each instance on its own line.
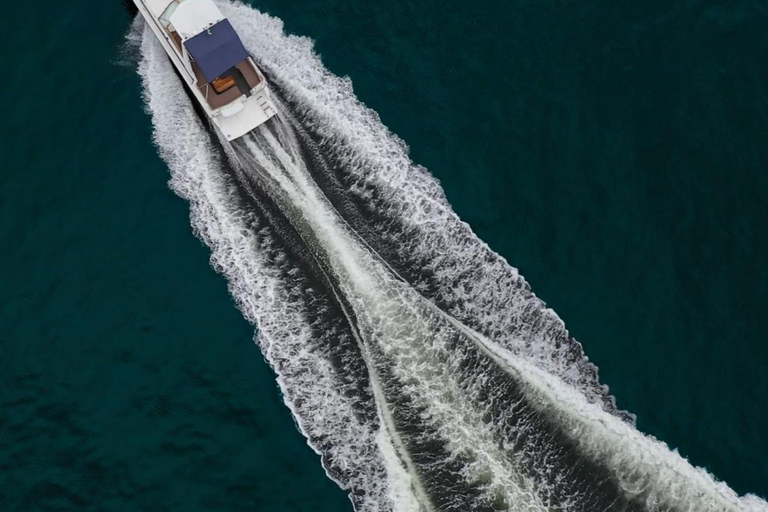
167, 0, 225, 40
183, 19, 250, 82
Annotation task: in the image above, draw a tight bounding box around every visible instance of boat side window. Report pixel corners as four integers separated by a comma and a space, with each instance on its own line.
159, 0, 186, 25
159, 0, 187, 51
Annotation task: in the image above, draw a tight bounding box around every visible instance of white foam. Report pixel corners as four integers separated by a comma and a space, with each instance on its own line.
135, 21, 402, 512
132, 3, 768, 511
231, 116, 551, 512
229, 118, 766, 511
447, 314, 768, 512
217, 1, 622, 416
240, 117, 560, 508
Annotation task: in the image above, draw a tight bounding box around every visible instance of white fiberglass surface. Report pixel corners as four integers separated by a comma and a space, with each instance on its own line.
168, 0, 224, 39
145, 0, 177, 18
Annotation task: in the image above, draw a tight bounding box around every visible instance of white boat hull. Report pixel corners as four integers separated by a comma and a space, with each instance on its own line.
133, 0, 277, 141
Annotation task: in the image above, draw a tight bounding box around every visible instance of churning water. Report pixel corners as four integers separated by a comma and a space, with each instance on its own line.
133, 2, 768, 510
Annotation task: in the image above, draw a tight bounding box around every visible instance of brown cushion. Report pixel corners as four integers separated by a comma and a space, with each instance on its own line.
212, 75, 236, 93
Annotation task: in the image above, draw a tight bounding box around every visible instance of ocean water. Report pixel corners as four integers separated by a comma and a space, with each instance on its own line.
1, 0, 766, 511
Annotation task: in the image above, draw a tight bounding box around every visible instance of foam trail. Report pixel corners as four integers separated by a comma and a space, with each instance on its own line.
135, 23, 401, 512
131, 3, 768, 512
230, 112, 766, 512
219, 2, 628, 420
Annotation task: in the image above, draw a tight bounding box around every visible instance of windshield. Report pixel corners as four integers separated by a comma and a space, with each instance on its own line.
159, 0, 187, 28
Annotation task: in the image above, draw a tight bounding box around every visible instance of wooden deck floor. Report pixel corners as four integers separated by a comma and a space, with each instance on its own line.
191, 61, 244, 110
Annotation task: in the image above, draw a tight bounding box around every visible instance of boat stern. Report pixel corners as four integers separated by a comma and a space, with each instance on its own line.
212, 88, 277, 141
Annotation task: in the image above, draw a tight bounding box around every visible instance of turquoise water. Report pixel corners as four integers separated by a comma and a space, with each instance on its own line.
1, 0, 766, 510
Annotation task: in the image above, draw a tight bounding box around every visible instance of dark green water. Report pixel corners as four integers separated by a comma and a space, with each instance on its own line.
1, 0, 766, 510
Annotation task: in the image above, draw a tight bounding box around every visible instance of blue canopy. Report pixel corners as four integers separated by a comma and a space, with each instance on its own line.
184, 20, 249, 82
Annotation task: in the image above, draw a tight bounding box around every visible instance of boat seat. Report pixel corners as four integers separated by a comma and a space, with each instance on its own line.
191, 61, 244, 110
212, 75, 236, 93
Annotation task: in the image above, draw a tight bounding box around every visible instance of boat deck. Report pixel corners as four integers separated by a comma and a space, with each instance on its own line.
236, 60, 262, 89
192, 58, 263, 110
192, 62, 242, 109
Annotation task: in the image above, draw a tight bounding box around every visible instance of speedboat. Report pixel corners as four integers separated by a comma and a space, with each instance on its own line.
133, 0, 277, 140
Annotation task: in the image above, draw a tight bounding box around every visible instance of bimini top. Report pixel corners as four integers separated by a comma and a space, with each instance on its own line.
183, 19, 250, 82
168, 0, 225, 40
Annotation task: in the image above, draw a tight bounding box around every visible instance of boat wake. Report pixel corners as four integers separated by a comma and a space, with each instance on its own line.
131, 2, 768, 511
